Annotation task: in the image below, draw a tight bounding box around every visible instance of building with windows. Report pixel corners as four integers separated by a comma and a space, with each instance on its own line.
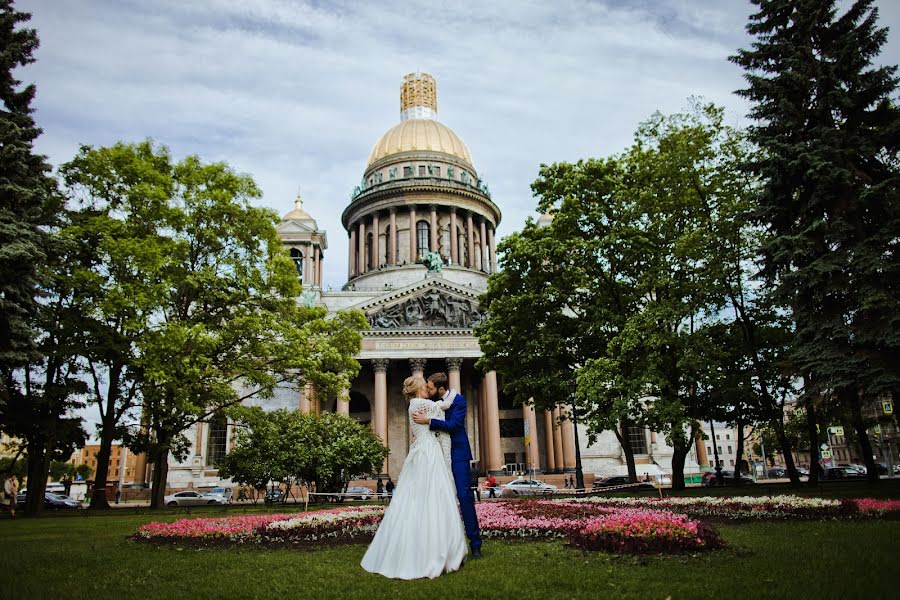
156, 73, 700, 488
69, 444, 141, 483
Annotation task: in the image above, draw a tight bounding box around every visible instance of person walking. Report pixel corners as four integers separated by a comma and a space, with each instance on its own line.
376, 477, 384, 499
385, 478, 394, 500
2, 473, 18, 518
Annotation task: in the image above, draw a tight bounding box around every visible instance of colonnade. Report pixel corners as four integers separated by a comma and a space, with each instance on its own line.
290, 242, 324, 288
347, 205, 497, 279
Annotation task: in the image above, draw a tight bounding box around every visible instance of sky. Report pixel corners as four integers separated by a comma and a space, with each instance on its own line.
15, 0, 900, 436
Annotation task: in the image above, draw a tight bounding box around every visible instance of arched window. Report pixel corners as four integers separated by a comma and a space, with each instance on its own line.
366, 232, 374, 270
416, 220, 430, 259
289, 247, 304, 280
206, 413, 228, 467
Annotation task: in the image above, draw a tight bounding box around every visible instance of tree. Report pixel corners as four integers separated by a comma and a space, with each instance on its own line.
57, 142, 180, 510
72, 141, 370, 508
219, 408, 388, 501
477, 157, 631, 484
74, 463, 93, 482
733, 0, 900, 484
0, 1, 79, 516
0, 0, 57, 388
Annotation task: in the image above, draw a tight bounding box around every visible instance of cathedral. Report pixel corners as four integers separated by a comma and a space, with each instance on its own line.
158, 73, 701, 488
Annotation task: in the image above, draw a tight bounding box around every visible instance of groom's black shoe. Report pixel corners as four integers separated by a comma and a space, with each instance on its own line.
471, 548, 482, 559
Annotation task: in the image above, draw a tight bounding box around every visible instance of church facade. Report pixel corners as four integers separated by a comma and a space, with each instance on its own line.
157, 73, 702, 488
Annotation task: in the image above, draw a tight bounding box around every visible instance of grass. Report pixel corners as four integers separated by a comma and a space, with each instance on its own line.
2, 482, 899, 600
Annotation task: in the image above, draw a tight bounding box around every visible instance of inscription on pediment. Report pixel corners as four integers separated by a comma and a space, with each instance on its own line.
368, 289, 485, 330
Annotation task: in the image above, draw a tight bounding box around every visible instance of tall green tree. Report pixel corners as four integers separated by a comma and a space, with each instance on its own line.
0, 1, 56, 384
732, 0, 900, 483
70, 142, 370, 508
58, 142, 180, 510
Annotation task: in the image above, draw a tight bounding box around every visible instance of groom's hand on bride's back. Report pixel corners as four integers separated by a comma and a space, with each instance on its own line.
412, 410, 430, 425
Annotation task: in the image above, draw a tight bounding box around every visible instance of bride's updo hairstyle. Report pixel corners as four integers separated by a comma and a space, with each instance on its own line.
403, 375, 426, 400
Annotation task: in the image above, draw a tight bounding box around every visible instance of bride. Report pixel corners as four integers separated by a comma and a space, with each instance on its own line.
360, 375, 468, 579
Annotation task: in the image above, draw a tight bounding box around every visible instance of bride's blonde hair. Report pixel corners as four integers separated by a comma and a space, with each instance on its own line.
402, 375, 426, 400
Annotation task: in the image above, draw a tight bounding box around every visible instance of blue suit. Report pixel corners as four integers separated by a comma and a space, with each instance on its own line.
429, 391, 482, 552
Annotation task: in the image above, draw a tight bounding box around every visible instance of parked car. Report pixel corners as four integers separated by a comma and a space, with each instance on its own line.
592, 476, 655, 490
701, 470, 755, 486
838, 463, 867, 475
500, 478, 557, 496
344, 486, 374, 500
16, 491, 82, 510
796, 466, 810, 476
767, 467, 788, 478
164, 491, 228, 507
264, 488, 285, 503
822, 466, 866, 480
200, 486, 233, 502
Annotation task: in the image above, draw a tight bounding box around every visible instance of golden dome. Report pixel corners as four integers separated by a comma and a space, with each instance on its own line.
282, 193, 314, 221
366, 118, 473, 169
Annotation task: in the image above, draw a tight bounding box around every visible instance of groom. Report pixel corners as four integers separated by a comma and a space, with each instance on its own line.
413, 372, 483, 558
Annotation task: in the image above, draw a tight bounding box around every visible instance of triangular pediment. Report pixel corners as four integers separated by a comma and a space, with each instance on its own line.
277, 220, 318, 235
352, 277, 485, 331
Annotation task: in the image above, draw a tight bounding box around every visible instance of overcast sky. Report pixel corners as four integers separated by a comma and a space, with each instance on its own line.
15, 0, 900, 436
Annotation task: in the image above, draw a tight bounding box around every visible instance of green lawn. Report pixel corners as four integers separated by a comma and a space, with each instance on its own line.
2, 483, 898, 600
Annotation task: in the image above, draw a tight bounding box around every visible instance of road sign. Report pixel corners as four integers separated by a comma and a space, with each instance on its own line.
884, 401, 894, 415
820, 443, 829, 451
821, 450, 832, 459
834, 426, 844, 437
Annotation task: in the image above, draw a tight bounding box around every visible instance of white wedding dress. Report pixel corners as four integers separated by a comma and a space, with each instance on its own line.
360, 397, 467, 579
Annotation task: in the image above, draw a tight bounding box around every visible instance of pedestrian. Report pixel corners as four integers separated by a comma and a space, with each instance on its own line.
569, 475, 576, 490
564, 477, 571, 490
385, 477, 394, 500
2, 472, 18, 518
115, 484, 122, 504
376, 477, 384, 498
486, 473, 497, 498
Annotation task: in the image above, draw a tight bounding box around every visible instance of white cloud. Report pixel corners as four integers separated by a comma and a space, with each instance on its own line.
15, 0, 900, 435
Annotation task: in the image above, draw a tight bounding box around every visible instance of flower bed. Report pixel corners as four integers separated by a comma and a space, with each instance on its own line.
133, 500, 721, 554
564, 495, 900, 520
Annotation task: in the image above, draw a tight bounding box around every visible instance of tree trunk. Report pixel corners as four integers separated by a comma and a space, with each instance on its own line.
804, 395, 820, 487
733, 417, 745, 486
772, 417, 801, 486
615, 419, 637, 482
669, 427, 692, 491
88, 421, 116, 510
842, 386, 879, 484
149, 447, 170, 509
24, 440, 51, 516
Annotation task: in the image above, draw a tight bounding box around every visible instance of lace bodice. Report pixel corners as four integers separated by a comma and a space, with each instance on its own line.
408, 398, 441, 440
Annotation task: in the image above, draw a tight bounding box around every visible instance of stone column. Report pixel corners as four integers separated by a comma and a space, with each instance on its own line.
483, 370, 503, 474
389, 208, 397, 265
552, 406, 564, 472
409, 357, 426, 379
446, 357, 462, 391
430, 204, 438, 252
194, 423, 204, 457
487, 225, 496, 273
695, 433, 709, 467
560, 405, 576, 472
449, 209, 458, 265
299, 384, 311, 414
408, 206, 418, 262
479, 218, 487, 272
466, 212, 475, 268
336, 385, 350, 415
358, 219, 366, 275
523, 403, 540, 473
372, 212, 380, 268
348, 229, 355, 279
373, 359, 389, 474
313, 246, 320, 287
543, 409, 556, 473
304, 244, 312, 286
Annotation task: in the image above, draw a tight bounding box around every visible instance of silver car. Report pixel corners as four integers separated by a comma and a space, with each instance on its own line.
501, 479, 558, 496
164, 491, 228, 507
345, 486, 374, 500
